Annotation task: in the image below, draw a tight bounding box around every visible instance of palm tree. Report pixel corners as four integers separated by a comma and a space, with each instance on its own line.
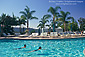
12, 13, 18, 26
47, 19, 58, 32
0, 13, 18, 34
20, 6, 38, 34
17, 16, 26, 33
48, 6, 61, 32
69, 17, 77, 23
78, 18, 85, 31
0, 13, 6, 25
59, 11, 72, 32
0, 13, 6, 35
37, 14, 51, 32
68, 17, 78, 31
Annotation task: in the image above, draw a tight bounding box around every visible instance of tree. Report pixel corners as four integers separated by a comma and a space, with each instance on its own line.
48, 6, 61, 32
0, 13, 18, 35
20, 6, 38, 34
59, 11, 72, 32
47, 19, 58, 32
37, 14, 51, 32
0, 13, 6, 35
78, 17, 85, 31
17, 16, 26, 33
68, 22, 79, 31
69, 17, 79, 31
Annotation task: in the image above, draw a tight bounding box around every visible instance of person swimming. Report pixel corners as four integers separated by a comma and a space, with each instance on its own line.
34, 46, 42, 51
15, 44, 26, 50
83, 49, 85, 55
27, 46, 42, 52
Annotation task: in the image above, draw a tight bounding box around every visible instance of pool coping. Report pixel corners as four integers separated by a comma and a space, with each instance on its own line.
0, 36, 85, 40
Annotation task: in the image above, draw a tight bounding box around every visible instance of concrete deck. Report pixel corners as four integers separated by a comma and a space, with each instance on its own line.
0, 36, 85, 40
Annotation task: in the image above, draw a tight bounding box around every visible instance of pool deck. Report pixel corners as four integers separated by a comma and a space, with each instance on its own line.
0, 35, 85, 40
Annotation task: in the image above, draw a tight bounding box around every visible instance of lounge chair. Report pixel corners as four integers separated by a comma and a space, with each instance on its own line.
40, 32, 48, 36
31, 33, 38, 36
65, 34, 71, 38
50, 32, 58, 38
19, 33, 28, 37
59, 32, 67, 38
7, 33, 15, 37
15, 33, 20, 36
39, 32, 49, 38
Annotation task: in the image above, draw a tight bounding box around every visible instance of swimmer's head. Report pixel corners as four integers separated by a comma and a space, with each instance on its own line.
24, 44, 26, 47
39, 46, 42, 49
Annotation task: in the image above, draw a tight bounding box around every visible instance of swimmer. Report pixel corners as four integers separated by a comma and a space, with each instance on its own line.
83, 49, 85, 55
15, 44, 26, 50
27, 46, 42, 52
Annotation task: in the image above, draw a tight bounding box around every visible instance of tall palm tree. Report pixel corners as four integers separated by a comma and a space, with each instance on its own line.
59, 11, 72, 32
17, 16, 26, 33
48, 6, 61, 32
37, 14, 51, 32
20, 6, 38, 34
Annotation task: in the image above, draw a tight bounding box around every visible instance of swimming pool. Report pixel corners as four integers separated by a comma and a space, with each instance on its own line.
0, 38, 85, 57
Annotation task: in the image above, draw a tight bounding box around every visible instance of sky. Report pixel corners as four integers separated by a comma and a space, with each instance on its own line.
0, 0, 85, 28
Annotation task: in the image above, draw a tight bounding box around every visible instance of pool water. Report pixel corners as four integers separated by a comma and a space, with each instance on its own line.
0, 38, 85, 57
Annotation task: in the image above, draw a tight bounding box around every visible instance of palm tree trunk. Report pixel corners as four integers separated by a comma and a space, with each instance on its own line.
53, 16, 55, 32
64, 22, 66, 32
27, 19, 29, 35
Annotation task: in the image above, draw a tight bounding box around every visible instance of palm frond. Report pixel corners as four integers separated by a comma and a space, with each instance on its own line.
37, 23, 42, 28
65, 21, 69, 23
25, 6, 30, 11
58, 18, 63, 21
66, 12, 70, 15
55, 12, 59, 15
45, 20, 49, 23
60, 11, 65, 17
58, 14, 62, 17
21, 15, 26, 20
19, 11, 27, 17
30, 11, 36, 15
55, 6, 61, 11
48, 7, 55, 14
46, 25, 50, 27
30, 17, 38, 20
24, 8, 29, 14
39, 21, 42, 23
65, 12, 70, 17
67, 17, 73, 20
43, 14, 51, 19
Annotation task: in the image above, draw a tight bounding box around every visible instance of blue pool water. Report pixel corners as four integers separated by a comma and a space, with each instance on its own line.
0, 38, 85, 57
